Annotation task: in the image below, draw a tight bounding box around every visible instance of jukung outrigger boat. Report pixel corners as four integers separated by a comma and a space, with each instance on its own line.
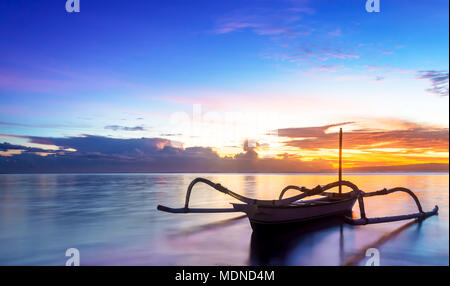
157, 129, 438, 229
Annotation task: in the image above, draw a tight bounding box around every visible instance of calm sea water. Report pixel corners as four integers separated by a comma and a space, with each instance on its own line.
0, 173, 448, 266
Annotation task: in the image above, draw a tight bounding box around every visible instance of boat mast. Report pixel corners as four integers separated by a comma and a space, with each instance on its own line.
339, 128, 343, 194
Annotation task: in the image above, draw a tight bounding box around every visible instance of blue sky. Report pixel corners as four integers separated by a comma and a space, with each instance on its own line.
0, 0, 448, 172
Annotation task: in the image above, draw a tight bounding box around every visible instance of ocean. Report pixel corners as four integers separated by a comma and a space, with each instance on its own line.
0, 173, 448, 266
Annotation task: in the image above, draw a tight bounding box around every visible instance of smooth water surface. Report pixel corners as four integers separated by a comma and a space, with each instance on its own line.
0, 173, 448, 265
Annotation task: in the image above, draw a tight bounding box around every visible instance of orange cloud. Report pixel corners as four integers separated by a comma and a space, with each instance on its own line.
280, 124, 449, 152
274, 121, 449, 170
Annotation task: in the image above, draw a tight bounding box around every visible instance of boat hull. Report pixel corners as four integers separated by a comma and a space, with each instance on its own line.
232, 197, 357, 230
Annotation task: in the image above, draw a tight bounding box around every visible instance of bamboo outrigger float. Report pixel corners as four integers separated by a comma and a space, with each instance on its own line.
157, 129, 438, 229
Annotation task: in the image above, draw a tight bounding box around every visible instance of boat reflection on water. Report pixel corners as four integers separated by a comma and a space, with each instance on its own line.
249, 215, 349, 266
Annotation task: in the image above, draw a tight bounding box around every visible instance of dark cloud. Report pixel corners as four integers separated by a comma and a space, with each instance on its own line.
417, 70, 449, 96
276, 122, 354, 138
1, 142, 26, 151
104, 125, 146, 131
0, 135, 332, 173
24, 135, 171, 156
0, 142, 53, 153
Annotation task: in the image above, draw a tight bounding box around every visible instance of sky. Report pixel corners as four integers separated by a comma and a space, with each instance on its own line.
0, 0, 448, 173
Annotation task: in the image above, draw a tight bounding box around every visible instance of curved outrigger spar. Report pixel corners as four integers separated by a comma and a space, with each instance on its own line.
157, 129, 438, 228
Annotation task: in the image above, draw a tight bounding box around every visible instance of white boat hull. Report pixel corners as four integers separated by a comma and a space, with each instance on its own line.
232, 197, 357, 227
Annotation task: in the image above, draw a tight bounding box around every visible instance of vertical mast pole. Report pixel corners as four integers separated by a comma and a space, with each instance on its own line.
339, 128, 343, 194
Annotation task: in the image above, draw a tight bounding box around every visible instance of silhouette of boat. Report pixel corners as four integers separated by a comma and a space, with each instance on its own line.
157, 129, 438, 229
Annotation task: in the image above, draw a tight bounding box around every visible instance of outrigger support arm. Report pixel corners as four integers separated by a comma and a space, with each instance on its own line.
184, 177, 256, 207
157, 177, 243, 213
345, 187, 439, 225
185, 178, 364, 208
279, 180, 361, 200
158, 178, 362, 214
278, 182, 438, 225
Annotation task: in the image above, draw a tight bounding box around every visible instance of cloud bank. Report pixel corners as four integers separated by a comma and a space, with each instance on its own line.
279, 124, 449, 152
1, 121, 448, 173
0, 135, 332, 173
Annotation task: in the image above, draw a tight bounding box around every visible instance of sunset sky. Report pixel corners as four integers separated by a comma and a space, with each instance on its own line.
0, 0, 448, 173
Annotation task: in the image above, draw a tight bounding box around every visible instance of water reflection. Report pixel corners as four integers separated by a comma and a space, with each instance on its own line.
0, 173, 447, 265
342, 219, 422, 265
249, 217, 347, 266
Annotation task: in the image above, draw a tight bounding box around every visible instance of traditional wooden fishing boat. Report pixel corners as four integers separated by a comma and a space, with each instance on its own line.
157, 129, 439, 229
